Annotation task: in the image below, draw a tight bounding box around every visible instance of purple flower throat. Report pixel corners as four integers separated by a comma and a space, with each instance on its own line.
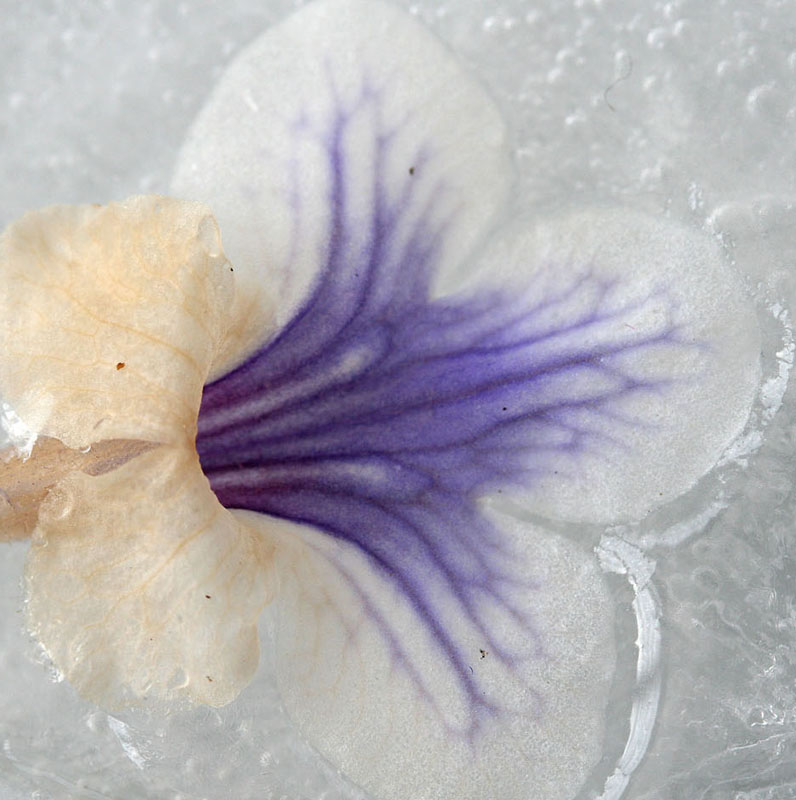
194, 97, 680, 731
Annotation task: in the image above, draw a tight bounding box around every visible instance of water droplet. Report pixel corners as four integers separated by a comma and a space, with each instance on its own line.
746, 83, 786, 121
85, 712, 106, 733
747, 706, 770, 727
565, 110, 587, 127
197, 215, 222, 258
39, 486, 74, 522
671, 18, 693, 43
167, 668, 189, 691
555, 47, 576, 65
687, 181, 705, 212
646, 27, 668, 49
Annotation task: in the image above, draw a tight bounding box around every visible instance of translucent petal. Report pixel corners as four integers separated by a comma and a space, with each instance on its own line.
25, 447, 272, 710
0, 196, 234, 449
467, 208, 761, 522
249, 506, 613, 800
171, 0, 510, 377
0, 437, 153, 541
0, 194, 275, 708
193, 193, 756, 800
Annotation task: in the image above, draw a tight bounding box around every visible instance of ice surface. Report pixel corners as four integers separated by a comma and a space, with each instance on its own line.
1, 1, 796, 799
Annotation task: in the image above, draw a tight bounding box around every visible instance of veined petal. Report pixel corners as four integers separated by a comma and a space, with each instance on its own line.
171, 0, 510, 377
0, 436, 154, 541
247, 507, 613, 800
169, 1, 760, 797
0, 195, 234, 449
26, 447, 272, 709
479, 209, 761, 522
178, 1, 758, 797
0, 195, 275, 708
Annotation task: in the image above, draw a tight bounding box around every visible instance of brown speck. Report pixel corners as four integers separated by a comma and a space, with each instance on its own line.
479, 649, 488, 659
205, 594, 212, 599
116, 362, 125, 370
409, 166, 415, 175
206, 676, 213, 682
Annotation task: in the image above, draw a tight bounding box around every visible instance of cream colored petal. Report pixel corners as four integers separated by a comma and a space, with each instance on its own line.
25, 446, 272, 710
0, 195, 235, 449
0, 437, 154, 541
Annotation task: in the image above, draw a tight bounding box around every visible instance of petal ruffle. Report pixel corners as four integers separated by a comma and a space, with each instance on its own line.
0, 195, 234, 449
26, 447, 272, 709
0, 194, 275, 707
0, 436, 153, 540
171, 0, 511, 377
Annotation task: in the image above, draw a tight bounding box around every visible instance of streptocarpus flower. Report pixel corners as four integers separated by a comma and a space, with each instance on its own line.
0, 2, 762, 799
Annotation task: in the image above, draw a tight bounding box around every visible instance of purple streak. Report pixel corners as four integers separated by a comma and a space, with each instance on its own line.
195, 87, 682, 734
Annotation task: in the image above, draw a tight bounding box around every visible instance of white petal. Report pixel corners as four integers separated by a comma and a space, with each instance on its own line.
470, 208, 762, 522
248, 508, 614, 800
25, 447, 272, 710
171, 0, 510, 376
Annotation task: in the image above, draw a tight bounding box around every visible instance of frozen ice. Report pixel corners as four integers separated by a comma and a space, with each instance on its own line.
1, 1, 796, 799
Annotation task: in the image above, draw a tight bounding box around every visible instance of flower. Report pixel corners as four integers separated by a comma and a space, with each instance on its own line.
0, 1, 761, 799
